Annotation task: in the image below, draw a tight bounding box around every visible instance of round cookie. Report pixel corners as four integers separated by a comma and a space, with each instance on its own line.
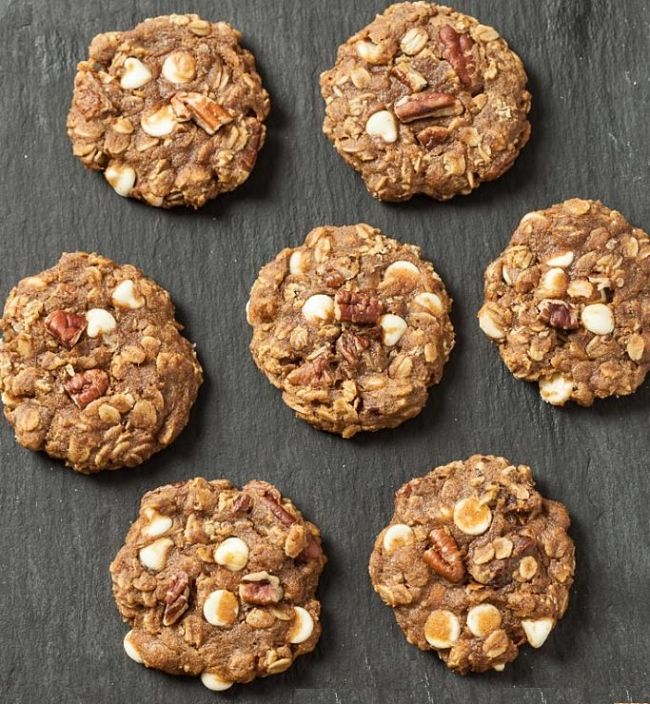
0, 252, 202, 473
67, 14, 270, 208
247, 224, 455, 437
110, 478, 326, 690
479, 199, 650, 406
369, 455, 575, 674
320, 2, 530, 202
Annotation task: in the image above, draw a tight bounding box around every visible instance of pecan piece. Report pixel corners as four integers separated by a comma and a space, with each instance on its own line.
286, 353, 333, 387
335, 289, 383, 324
394, 91, 463, 123
239, 572, 283, 605
423, 527, 465, 583
336, 331, 371, 366
64, 369, 109, 409
171, 92, 233, 134
538, 299, 579, 330
391, 63, 428, 92
417, 126, 450, 149
439, 25, 476, 86
162, 571, 190, 626
45, 310, 86, 349
231, 492, 252, 514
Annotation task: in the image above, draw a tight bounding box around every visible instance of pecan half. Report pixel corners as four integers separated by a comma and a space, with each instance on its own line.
162, 571, 190, 626
394, 91, 463, 123
439, 25, 476, 86
538, 299, 579, 330
336, 331, 371, 366
286, 353, 333, 387
417, 125, 450, 149
335, 289, 383, 324
64, 369, 109, 409
45, 310, 86, 349
172, 92, 233, 134
423, 527, 465, 583
239, 572, 283, 605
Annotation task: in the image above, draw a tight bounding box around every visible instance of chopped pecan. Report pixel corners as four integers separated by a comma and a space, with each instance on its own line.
45, 310, 87, 349
394, 91, 463, 123
239, 572, 283, 605
336, 331, 371, 366
286, 353, 333, 387
439, 25, 476, 86
423, 527, 465, 583
538, 299, 579, 330
417, 125, 450, 149
172, 92, 233, 134
335, 289, 383, 324
391, 63, 428, 92
231, 492, 252, 514
64, 369, 109, 409
162, 571, 190, 626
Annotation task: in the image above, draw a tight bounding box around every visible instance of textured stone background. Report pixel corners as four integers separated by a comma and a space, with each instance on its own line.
0, 1, 648, 702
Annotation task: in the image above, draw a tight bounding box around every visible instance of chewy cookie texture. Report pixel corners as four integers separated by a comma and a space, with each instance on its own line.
111, 478, 326, 691
67, 13, 270, 208
0, 252, 202, 473
479, 199, 650, 406
247, 224, 455, 437
369, 455, 575, 674
320, 2, 531, 201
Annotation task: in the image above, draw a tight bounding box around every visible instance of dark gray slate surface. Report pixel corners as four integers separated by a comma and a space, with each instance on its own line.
0, 0, 648, 702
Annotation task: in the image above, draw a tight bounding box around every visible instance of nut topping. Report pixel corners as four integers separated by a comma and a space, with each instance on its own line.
239, 572, 283, 605
394, 91, 462, 123
439, 25, 476, 86
335, 289, 383, 324
391, 63, 428, 92
172, 92, 233, 134
538, 300, 579, 330
423, 527, 464, 583
64, 369, 109, 409
44, 310, 86, 348
162, 571, 190, 626
416, 125, 450, 149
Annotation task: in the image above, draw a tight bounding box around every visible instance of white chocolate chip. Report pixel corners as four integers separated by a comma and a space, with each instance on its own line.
382, 524, 415, 553
424, 609, 460, 649
539, 267, 568, 297
521, 617, 554, 648
214, 537, 249, 572
366, 110, 398, 143
478, 305, 505, 339
141, 104, 177, 137
112, 279, 145, 309
301, 294, 335, 324
539, 374, 574, 406
120, 57, 153, 89
581, 303, 614, 335
288, 606, 314, 644
356, 40, 382, 63
400, 27, 428, 55
104, 163, 136, 197
200, 671, 233, 692
384, 260, 420, 281
413, 292, 443, 316
141, 509, 172, 539
138, 537, 173, 572
86, 308, 117, 338
379, 314, 407, 346
161, 51, 197, 84
289, 251, 307, 275
545, 251, 574, 268
466, 603, 502, 637
203, 589, 239, 627
493, 663, 506, 672
453, 497, 492, 535
123, 630, 143, 664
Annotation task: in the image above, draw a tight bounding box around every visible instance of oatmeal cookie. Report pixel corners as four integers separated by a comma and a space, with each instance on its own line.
0, 252, 202, 473
320, 2, 531, 202
369, 455, 575, 674
479, 199, 650, 406
67, 14, 270, 208
247, 224, 455, 437
111, 478, 326, 691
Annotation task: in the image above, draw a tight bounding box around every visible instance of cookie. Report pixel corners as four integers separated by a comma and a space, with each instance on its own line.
110, 478, 326, 690
369, 455, 575, 674
0, 252, 202, 473
479, 199, 650, 406
67, 14, 270, 208
247, 224, 455, 437
320, 2, 531, 202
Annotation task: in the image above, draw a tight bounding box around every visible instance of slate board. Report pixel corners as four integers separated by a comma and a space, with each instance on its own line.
0, 0, 648, 702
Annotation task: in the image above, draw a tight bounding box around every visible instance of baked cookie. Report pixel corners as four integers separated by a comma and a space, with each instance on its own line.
320, 2, 530, 202
247, 224, 454, 437
111, 478, 326, 691
479, 199, 650, 406
0, 252, 202, 473
67, 14, 270, 208
369, 455, 575, 674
